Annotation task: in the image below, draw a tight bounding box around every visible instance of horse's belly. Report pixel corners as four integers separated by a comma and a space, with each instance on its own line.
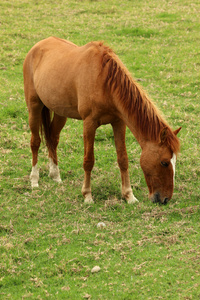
50, 104, 82, 119
35, 81, 81, 119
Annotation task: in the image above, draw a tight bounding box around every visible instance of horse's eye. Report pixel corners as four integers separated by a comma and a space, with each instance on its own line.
161, 161, 169, 167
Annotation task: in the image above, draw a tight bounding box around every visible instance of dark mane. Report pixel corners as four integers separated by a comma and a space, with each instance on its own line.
100, 44, 180, 154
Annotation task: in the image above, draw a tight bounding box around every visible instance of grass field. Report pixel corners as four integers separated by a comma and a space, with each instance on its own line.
0, 0, 200, 299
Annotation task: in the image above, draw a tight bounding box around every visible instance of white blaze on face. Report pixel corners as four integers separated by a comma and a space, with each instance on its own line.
170, 153, 176, 185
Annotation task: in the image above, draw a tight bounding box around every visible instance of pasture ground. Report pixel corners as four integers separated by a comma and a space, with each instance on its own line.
0, 0, 199, 299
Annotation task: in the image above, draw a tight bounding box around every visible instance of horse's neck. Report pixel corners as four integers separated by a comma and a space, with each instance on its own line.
120, 113, 147, 148
103, 55, 165, 147
113, 93, 164, 149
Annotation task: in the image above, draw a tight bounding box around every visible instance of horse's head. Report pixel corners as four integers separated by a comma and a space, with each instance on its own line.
140, 127, 181, 204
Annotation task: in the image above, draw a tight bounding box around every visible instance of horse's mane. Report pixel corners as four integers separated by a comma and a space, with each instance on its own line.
98, 43, 180, 154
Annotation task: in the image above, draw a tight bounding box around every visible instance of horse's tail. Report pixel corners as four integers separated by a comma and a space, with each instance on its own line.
40, 106, 54, 156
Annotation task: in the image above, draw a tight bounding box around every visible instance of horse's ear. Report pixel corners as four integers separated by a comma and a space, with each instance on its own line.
173, 127, 181, 136
160, 127, 168, 144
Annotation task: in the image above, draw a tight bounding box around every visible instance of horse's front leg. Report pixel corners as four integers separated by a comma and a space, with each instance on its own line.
112, 120, 139, 204
82, 118, 97, 204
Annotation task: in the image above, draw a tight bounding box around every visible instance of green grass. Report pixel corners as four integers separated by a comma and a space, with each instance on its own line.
0, 0, 200, 299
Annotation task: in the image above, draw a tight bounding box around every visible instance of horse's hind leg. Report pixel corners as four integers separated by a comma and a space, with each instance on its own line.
112, 120, 138, 204
28, 99, 43, 188
48, 113, 67, 182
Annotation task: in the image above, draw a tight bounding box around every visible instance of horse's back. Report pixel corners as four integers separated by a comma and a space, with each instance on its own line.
27, 36, 78, 53
24, 37, 78, 74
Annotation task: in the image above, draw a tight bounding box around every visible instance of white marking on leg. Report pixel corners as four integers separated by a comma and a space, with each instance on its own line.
122, 187, 139, 204
30, 164, 39, 188
170, 153, 176, 184
49, 158, 62, 183
126, 194, 139, 204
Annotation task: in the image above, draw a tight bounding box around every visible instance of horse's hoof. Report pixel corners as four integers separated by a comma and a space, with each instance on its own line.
52, 176, 62, 183
127, 196, 139, 204
31, 182, 39, 188
84, 196, 94, 204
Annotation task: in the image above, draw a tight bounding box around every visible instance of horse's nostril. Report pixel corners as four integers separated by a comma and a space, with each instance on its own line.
164, 198, 168, 205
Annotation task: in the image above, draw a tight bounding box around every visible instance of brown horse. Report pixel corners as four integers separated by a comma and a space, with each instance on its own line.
23, 37, 181, 204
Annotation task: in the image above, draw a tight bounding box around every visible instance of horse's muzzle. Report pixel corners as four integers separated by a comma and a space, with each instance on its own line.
150, 192, 169, 205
